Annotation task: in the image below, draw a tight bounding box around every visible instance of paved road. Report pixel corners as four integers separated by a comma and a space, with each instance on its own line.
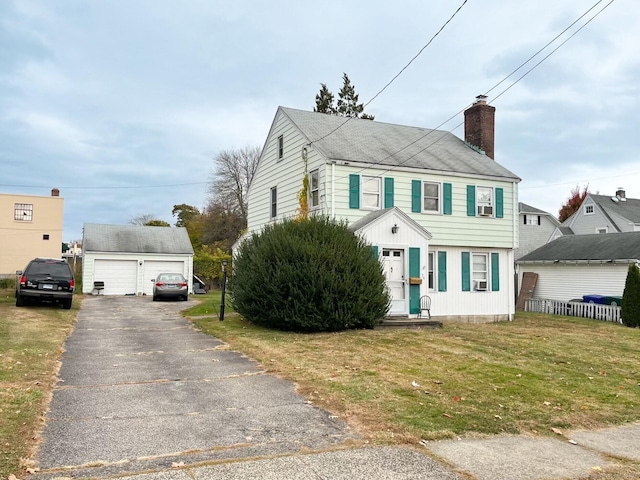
33, 296, 460, 479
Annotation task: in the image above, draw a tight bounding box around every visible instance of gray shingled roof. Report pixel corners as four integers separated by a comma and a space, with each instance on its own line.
281, 107, 520, 181
83, 224, 194, 254
516, 231, 640, 263
591, 194, 640, 225
519, 202, 550, 215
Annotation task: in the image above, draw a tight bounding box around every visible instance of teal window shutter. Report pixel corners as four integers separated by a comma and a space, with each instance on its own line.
437, 251, 447, 292
466, 185, 476, 216
443, 183, 452, 215
409, 248, 420, 314
411, 180, 421, 213
491, 252, 500, 291
461, 252, 470, 291
496, 187, 504, 218
371, 246, 379, 261
349, 174, 360, 209
384, 177, 394, 208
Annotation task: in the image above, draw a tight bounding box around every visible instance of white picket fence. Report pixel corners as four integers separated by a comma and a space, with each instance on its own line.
525, 298, 622, 324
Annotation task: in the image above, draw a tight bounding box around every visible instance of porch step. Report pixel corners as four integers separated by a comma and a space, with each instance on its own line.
378, 315, 443, 329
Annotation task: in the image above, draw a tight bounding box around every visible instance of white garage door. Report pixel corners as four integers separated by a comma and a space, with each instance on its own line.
93, 259, 138, 295
143, 261, 185, 295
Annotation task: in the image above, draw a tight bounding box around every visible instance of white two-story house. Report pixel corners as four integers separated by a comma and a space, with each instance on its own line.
244, 97, 521, 322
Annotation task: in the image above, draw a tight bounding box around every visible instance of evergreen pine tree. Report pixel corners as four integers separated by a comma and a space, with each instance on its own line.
313, 73, 374, 120
621, 263, 640, 327
314, 83, 336, 114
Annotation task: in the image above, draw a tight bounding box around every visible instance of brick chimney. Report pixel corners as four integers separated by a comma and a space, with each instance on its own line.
464, 95, 495, 160
51, 188, 60, 197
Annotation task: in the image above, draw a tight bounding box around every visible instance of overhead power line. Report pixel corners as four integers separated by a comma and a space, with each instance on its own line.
308, 0, 469, 145
332, 0, 616, 183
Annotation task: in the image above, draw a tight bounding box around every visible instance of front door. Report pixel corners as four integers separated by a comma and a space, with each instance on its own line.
382, 249, 406, 315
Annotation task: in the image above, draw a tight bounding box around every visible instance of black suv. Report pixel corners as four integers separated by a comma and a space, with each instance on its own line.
15, 258, 75, 309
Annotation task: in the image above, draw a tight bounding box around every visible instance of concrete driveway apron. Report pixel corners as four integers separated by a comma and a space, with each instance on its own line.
34, 295, 359, 476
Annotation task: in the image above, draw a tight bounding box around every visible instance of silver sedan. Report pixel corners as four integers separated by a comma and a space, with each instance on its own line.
152, 273, 188, 301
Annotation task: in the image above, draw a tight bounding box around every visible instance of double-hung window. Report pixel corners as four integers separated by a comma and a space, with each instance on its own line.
270, 187, 277, 218
361, 176, 381, 209
277, 135, 284, 160
423, 182, 440, 213
476, 187, 493, 216
309, 169, 319, 208
472, 253, 488, 291
14, 203, 33, 221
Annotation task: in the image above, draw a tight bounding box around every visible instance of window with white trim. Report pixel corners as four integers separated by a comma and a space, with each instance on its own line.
584, 204, 594, 215
277, 135, 284, 160
309, 169, 319, 208
423, 181, 440, 213
596, 227, 608, 234
270, 187, 277, 218
476, 187, 494, 217
361, 176, 381, 209
472, 253, 488, 291
525, 215, 540, 225
428, 252, 435, 290
14, 203, 33, 221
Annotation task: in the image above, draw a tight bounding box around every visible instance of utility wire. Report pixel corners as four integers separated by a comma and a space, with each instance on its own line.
308, 0, 469, 145
331, 0, 615, 183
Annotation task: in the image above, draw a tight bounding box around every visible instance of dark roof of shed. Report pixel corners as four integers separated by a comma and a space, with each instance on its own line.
83, 224, 194, 254
280, 107, 520, 181
517, 231, 640, 263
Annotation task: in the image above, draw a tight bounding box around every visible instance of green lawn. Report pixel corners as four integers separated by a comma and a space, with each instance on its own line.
186, 305, 640, 444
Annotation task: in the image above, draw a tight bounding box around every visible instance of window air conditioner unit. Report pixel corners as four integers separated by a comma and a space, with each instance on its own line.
474, 280, 488, 291
478, 205, 493, 216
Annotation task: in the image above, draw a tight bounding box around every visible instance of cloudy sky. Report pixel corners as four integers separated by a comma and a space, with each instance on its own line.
1, 0, 638, 241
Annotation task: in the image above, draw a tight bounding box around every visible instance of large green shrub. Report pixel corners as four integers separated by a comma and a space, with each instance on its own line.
230, 216, 390, 332
621, 263, 640, 327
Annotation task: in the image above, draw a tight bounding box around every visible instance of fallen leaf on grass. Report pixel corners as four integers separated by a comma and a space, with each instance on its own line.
411, 380, 420, 388
443, 413, 452, 418
551, 427, 563, 435
543, 401, 551, 406
26, 467, 40, 474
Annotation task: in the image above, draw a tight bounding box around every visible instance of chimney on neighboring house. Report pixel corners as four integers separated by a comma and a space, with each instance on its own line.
464, 95, 495, 160
616, 187, 626, 201
51, 188, 60, 197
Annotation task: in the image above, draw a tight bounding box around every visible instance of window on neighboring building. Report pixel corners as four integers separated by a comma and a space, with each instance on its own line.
428, 252, 435, 290
43, 234, 50, 240
525, 215, 540, 225
423, 182, 440, 213
309, 169, 319, 208
361, 176, 381, 209
472, 253, 488, 291
596, 227, 608, 234
270, 187, 277, 218
584, 204, 594, 215
14, 203, 33, 221
476, 187, 494, 216
277, 135, 284, 160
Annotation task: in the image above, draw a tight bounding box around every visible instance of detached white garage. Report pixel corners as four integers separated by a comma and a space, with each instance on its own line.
82, 223, 194, 295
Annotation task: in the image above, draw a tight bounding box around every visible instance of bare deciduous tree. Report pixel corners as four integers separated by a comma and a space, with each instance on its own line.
208, 145, 260, 222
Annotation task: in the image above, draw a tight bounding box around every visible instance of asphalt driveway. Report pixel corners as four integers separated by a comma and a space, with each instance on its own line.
34, 295, 360, 476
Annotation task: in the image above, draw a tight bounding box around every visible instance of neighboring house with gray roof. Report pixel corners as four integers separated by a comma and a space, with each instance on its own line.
516, 231, 640, 302
82, 223, 194, 296
515, 202, 561, 260
554, 188, 640, 237
244, 98, 521, 322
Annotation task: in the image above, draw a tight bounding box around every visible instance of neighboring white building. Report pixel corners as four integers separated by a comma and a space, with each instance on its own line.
82, 224, 194, 296
516, 231, 640, 302
244, 97, 521, 322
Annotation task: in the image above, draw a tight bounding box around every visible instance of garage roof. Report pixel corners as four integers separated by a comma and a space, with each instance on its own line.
83, 224, 194, 254
516, 231, 640, 264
